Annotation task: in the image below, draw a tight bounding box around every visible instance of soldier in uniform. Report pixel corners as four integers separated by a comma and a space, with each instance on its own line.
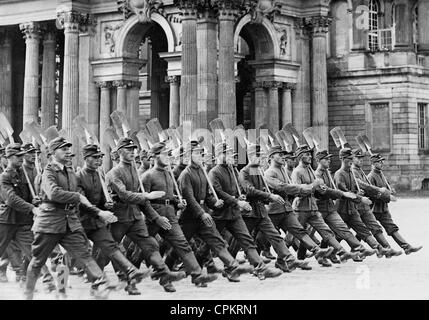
314, 149, 377, 263
172, 140, 252, 282
351, 149, 403, 258
77, 144, 148, 294
261, 146, 334, 263
141, 142, 218, 290
105, 137, 187, 292
367, 154, 422, 255
172, 146, 187, 180
291, 145, 358, 265
208, 142, 283, 279
230, 143, 312, 272
137, 150, 150, 179
334, 148, 391, 258
24, 137, 117, 300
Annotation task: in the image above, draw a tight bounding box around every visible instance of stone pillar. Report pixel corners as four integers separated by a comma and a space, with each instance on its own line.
179, 1, 198, 125
306, 16, 332, 151
97, 81, 112, 171
114, 80, 128, 114
218, 1, 238, 129
57, 10, 83, 140
197, 5, 218, 128
253, 81, 268, 129
0, 29, 13, 123
166, 76, 181, 127
19, 22, 41, 126
418, 0, 429, 53
281, 83, 295, 128
266, 81, 282, 132
127, 81, 141, 132
41, 30, 56, 129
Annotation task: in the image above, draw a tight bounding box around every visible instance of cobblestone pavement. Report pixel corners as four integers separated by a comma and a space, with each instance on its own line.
0, 198, 427, 300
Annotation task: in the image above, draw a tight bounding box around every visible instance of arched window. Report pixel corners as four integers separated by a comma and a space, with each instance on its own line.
368, 0, 379, 51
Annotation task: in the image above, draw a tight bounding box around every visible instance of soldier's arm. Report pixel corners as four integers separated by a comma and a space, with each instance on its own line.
239, 168, 271, 201
42, 166, 81, 204
76, 172, 102, 215
179, 171, 205, 218
107, 169, 146, 204
209, 168, 238, 206
139, 172, 162, 222
264, 169, 305, 196
0, 174, 34, 214
334, 171, 348, 192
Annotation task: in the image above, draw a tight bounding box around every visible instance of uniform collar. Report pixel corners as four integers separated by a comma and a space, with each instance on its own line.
155, 165, 167, 172
373, 167, 382, 174
51, 159, 65, 171
83, 166, 97, 173
189, 162, 200, 170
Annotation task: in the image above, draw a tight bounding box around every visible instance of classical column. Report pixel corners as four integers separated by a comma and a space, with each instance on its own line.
266, 81, 281, 132
166, 76, 181, 127
0, 29, 13, 123
41, 30, 56, 129
113, 80, 128, 114
218, 1, 238, 129
127, 81, 141, 132
57, 10, 83, 140
418, 0, 429, 53
179, 1, 198, 124
19, 22, 41, 126
97, 81, 112, 171
306, 16, 332, 150
253, 81, 268, 129
197, 4, 218, 128
281, 83, 295, 128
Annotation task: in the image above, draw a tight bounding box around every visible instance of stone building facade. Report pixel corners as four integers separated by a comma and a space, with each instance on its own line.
0, 0, 428, 189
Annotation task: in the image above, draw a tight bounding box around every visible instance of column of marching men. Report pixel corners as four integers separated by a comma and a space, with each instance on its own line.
0, 113, 423, 300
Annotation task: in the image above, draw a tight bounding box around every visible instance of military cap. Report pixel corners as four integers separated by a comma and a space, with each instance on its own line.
22, 143, 37, 153
315, 150, 333, 161
116, 137, 138, 151
352, 148, 365, 158
150, 141, 169, 156
295, 145, 312, 158
215, 142, 233, 157
370, 153, 385, 163
82, 144, 104, 158
284, 151, 296, 159
267, 145, 286, 158
185, 140, 204, 154
5, 143, 27, 158
49, 137, 72, 153
339, 148, 353, 160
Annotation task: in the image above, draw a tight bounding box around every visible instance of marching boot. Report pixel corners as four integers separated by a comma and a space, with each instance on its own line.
311, 246, 334, 260
391, 232, 423, 255
353, 244, 377, 258
317, 257, 332, 267
327, 252, 341, 264
372, 233, 400, 258
337, 249, 359, 263
287, 258, 312, 271
297, 243, 308, 260
124, 281, 141, 295
253, 262, 282, 280
191, 273, 218, 287
148, 251, 187, 289
261, 250, 276, 260
110, 250, 149, 284
274, 258, 291, 273
222, 260, 254, 282
91, 276, 113, 300
205, 259, 223, 274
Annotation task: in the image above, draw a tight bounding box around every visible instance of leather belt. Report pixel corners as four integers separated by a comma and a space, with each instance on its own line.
42, 202, 76, 210
151, 199, 173, 206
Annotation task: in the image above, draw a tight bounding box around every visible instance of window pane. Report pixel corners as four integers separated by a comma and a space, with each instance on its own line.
418, 103, 428, 150
370, 103, 390, 151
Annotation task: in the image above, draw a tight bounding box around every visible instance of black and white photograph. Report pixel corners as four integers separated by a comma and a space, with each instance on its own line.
0, 0, 427, 313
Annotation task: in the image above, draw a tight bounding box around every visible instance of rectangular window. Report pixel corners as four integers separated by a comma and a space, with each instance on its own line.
418, 103, 428, 150
370, 102, 391, 152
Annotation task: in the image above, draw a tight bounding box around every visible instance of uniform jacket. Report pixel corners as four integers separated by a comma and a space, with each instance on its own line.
106, 161, 160, 223
367, 168, 390, 213
334, 166, 363, 216
264, 165, 308, 214
238, 164, 271, 218
173, 163, 187, 181
35, 161, 97, 233
208, 164, 241, 220
291, 163, 319, 211
76, 167, 108, 230
178, 162, 217, 220
314, 167, 344, 213
352, 165, 387, 211
0, 167, 34, 225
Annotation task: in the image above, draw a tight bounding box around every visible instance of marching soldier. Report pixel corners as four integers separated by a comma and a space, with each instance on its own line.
105, 137, 187, 292
291, 146, 358, 264
208, 142, 283, 279
76, 144, 147, 294
24, 137, 117, 300
261, 146, 334, 263
351, 149, 403, 257
367, 154, 422, 255
314, 149, 377, 262
141, 142, 218, 290
334, 148, 391, 258
172, 140, 253, 282
137, 150, 150, 179
230, 143, 312, 272
172, 146, 187, 180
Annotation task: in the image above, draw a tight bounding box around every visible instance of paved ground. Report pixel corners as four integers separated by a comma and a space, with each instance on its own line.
0, 198, 428, 300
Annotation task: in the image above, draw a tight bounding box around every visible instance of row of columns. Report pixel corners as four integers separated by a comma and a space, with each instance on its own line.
0, 30, 13, 123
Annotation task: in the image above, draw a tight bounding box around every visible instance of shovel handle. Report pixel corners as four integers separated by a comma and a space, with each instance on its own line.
201, 164, 219, 202
258, 167, 272, 195
97, 168, 113, 203
229, 164, 242, 197
350, 168, 361, 193
168, 164, 183, 202
22, 166, 36, 199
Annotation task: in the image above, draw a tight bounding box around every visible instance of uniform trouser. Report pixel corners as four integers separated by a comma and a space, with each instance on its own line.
146, 207, 202, 276
0, 224, 53, 283
372, 209, 399, 236
214, 217, 262, 266
358, 206, 383, 236
25, 228, 102, 295
108, 219, 169, 275
321, 210, 361, 249
229, 216, 295, 262
85, 226, 121, 267
296, 210, 344, 252
338, 210, 374, 243
167, 219, 236, 268
0, 240, 24, 274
